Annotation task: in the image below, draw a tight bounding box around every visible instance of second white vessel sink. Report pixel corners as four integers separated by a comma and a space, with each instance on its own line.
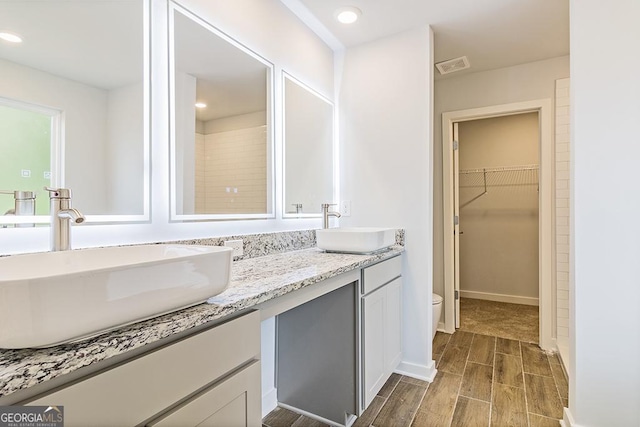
0, 244, 234, 349
316, 227, 395, 254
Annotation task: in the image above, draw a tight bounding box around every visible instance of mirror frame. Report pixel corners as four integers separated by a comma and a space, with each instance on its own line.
0, 0, 151, 226
281, 72, 336, 219
168, 2, 276, 221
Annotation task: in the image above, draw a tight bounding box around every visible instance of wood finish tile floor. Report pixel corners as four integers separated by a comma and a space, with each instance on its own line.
459, 298, 539, 344
263, 333, 568, 427
263, 300, 567, 427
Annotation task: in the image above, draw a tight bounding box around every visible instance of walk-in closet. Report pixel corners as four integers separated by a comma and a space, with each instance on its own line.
457, 112, 540, 342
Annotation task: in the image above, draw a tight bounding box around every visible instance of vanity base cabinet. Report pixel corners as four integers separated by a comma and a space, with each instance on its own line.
276, 282, 358, 427
361, 256, 402, 411
27, 311, 261, 427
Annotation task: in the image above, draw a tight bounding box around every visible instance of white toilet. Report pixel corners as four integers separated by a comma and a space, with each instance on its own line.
432, 293, 443, 339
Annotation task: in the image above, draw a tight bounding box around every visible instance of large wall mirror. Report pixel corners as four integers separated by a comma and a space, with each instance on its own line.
0, 0, 149, 226
169, 3, 274, 220
283, 73, 334, 217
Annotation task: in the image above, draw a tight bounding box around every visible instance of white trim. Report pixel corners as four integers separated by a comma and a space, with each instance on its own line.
395, 360, 437, 383
556, 341, 571, 377
560, 408, 581, 427
459, 291, 539, 306
255, 270, 360, 320
442, 99, 555, 351
278, 0, 345, 52
261, 387, 278, 418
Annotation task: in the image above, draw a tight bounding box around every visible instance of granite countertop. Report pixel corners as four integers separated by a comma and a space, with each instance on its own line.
0, 246, 403, 398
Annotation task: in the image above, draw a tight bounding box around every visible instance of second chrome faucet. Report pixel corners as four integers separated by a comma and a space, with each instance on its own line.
321, 203, 341, 229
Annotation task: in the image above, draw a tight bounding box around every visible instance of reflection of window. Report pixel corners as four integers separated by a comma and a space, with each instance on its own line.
0, 99, 58, 216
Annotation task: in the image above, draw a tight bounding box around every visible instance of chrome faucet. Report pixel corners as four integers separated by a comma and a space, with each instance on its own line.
321, 203, 341, 229
0, 190, 36, 228
45, 187, 85, 251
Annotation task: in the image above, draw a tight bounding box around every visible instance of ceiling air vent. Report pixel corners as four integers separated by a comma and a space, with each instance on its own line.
435, 56, 470, 75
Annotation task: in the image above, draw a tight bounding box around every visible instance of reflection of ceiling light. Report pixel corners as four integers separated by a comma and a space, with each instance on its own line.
0, 32, 23, 43
335, 7, 361, 24
195, 102, 207, 108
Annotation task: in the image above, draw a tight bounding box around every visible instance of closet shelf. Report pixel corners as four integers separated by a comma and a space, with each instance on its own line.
459, 164, 539, 208
459, 164, 539, 187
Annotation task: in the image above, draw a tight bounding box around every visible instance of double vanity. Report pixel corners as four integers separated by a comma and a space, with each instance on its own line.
0, 1, 408, 425
0, 229, 404, 427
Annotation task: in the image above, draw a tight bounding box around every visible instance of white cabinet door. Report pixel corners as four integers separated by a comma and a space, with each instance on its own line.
148, 361, 261, 427
362, 286, 386, 408
362, 276, 403, 411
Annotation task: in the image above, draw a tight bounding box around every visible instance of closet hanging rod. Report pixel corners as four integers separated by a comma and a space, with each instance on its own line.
459, 164, 539, 174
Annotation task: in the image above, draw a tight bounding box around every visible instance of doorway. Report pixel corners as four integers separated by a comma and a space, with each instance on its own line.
442, 100, 555, 351
457, 112, 540, 342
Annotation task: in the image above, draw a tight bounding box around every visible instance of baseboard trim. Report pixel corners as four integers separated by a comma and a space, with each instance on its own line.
262, 387, 278, 418
556, 342, 571, 377
395, 360, 437, 382
460, 290, 539, 306
560, 407, 581, 427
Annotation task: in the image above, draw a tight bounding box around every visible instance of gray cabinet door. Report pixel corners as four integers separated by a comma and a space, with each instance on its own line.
277, 282, 358, 426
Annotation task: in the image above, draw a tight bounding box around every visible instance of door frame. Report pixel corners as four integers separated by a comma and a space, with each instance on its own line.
442, 99, 555, 351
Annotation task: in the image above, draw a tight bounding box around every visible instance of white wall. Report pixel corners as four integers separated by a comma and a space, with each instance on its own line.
433, 56, 569, 313
569, 1, 640, 425
106, 82, 144, 214
339, 26, 434, 379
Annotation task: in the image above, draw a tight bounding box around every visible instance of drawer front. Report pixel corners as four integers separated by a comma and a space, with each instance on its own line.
148, 361, 261, 427
362, 255, 402, 295
29, 310, 260, 427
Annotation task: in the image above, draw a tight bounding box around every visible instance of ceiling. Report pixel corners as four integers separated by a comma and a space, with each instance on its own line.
293, 0, 569, 79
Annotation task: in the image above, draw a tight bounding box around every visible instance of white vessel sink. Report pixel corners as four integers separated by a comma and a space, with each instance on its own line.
316, 227, 395, 254
0, 244, 233, 349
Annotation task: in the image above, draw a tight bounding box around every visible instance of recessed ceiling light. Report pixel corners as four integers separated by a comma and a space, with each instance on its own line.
195, 102, 207, 108
335, 7, 361, 24
0, 32, 23, 43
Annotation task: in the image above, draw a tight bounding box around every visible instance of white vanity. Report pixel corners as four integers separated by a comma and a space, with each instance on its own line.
30, 311, 261, 427
0, 246, 403, 427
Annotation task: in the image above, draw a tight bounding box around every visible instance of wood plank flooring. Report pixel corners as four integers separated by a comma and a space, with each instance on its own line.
263, 299, 568, 427
263, 332, 568, 427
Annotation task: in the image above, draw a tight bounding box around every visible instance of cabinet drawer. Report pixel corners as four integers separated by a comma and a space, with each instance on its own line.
148, 361, 261, 427
362, 256, 401, 295
29, 310, 260, 427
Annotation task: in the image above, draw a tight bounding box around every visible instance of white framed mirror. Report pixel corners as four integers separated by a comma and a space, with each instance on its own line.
282, 73, 335, 217
169, 3, 274, 221
0, 0, 150, 226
